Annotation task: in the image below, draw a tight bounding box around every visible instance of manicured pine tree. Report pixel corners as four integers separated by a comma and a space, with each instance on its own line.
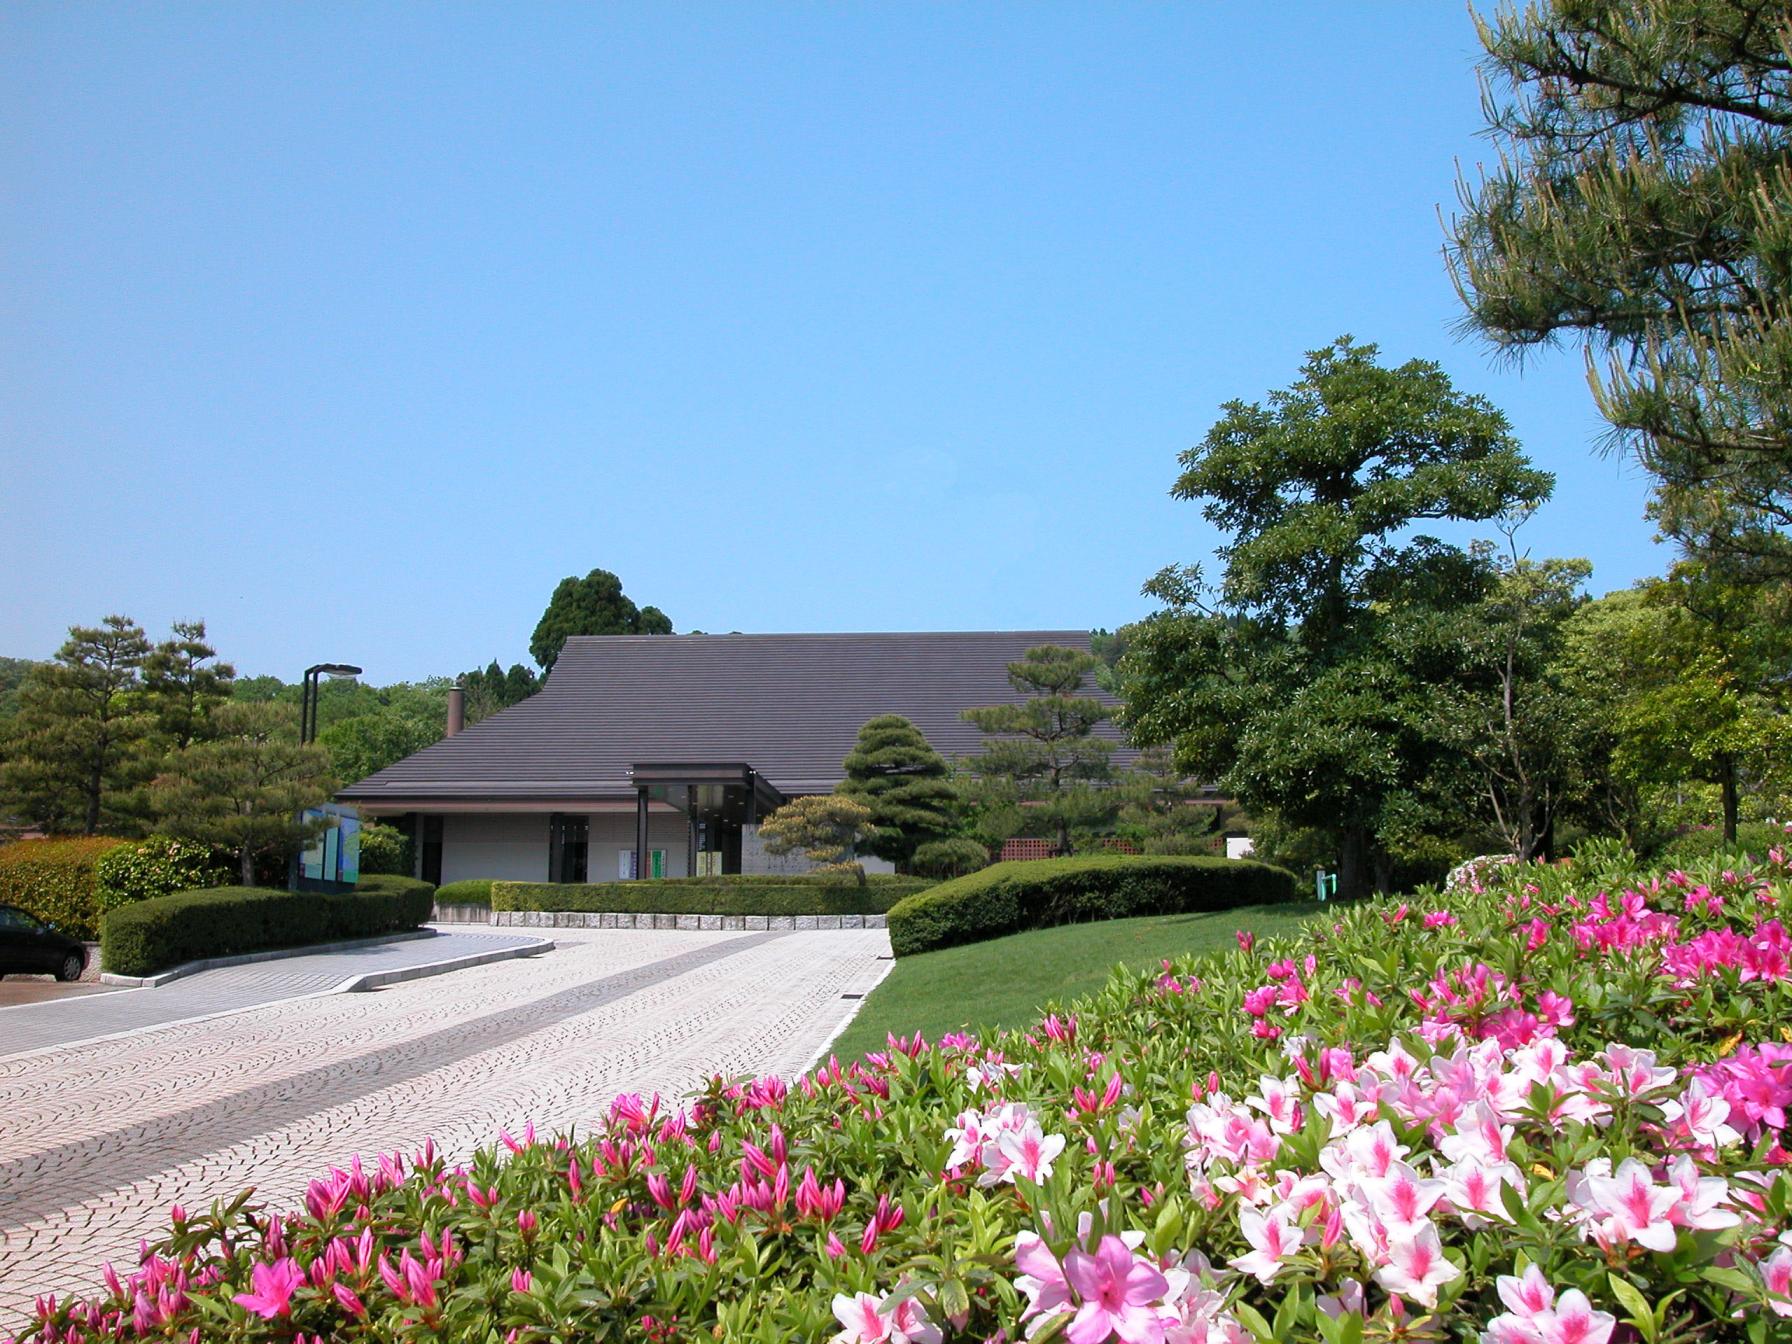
151, 700, 335, 885
962, 645, 1116, 857
0, 615, 153, 834
836, 714, 958, 871
142, 619, 235, 751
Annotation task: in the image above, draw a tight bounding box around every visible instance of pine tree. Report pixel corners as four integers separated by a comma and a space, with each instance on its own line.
1449, 0, 1792, 577
0, 616, 153, 834
836, 714, 958, 870
142, 619, 235, 750
757, 795, 874, 886
962, 645, 1115, 856
151, 700, 335, 884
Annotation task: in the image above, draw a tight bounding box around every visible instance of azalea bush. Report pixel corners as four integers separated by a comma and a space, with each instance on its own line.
20, 832, 1792, 1342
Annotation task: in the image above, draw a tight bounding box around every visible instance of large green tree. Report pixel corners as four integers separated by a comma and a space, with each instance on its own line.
836, 714, 958, 870
530, 569, 672, 673
1433, 545, 1600, 861
1449, 0, 1792, 576
1609, 563, 1792, 842
142, 619, 235, 751
1119, 338, 1552, 898
961, 645, 1116, 856
151, 700, 335, 885
0, 616, 154, 834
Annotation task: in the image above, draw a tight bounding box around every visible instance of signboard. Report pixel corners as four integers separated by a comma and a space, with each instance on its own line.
298, 804, 361, 891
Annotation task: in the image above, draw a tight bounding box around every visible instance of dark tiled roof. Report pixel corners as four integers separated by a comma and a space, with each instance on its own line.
339, 631, 1130, 803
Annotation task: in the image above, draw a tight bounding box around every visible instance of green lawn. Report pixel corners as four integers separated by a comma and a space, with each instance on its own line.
829, 902, 1327, 1061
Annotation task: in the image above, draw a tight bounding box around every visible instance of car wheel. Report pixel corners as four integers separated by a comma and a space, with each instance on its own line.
57, 953, 83, 983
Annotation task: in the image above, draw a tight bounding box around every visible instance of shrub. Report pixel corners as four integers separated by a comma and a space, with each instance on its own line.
101, 878, 436, 977
491, 873, 932, 917
0, 836, 132, 938
1655, 819, 1790, 868
434, 878, 496, 907
94, 835, 232, 913
30, 847, 1792, 1342
356, 821, 413, 875
886, 854, 1299, 956
909, 836, 991, 880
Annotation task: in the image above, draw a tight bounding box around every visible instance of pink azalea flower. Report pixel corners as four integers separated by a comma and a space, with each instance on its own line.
1014, 1231, 1073, 1325
232, 1258, 302, 1320
1485, 1267, 1616, 1344
829, 1290, 942, 1344
1761, 1246, 1792, 1317
1578, 1158, 1681, 1253
1372, 1220, 1461, 1308
1228, 1207, 1302, 1285
1062, 1235, 1172, 1344
987, 1119, 1066, 1186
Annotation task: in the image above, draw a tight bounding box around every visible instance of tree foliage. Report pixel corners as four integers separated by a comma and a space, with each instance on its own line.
835, 714, 958, 870
0, 616, 154, 835
961, 645, 1116, 856
1120, 339, 1553, 897
142, 620, 235, 751
150, 700, 335, 885
459, 660, 540, 725
1111, 746, 1224, 856
757, 794, 875, 886
529, 569, 672, 673
1449, 0, 1792, 576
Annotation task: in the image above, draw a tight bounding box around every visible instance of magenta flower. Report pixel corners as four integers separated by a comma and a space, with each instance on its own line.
232, 1258, 302, 1320
1062, 1235, 1171, 1344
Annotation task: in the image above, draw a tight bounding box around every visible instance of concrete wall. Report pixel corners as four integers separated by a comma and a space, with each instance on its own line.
441, 813, 549, 884
739, 823, 895, 877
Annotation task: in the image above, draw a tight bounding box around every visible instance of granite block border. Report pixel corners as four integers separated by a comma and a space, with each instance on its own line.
491, 911, 886, 932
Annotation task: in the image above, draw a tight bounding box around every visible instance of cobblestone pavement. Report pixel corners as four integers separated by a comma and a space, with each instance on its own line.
0, 929, 547, 1057
0, 927, 889, 1329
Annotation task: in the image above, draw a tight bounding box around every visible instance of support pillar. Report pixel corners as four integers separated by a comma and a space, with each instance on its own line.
635, 786, 651, 880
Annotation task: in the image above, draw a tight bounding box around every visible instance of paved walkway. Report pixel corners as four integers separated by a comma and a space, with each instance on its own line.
0, 926, 889, 1329
0, 928, 546, 1057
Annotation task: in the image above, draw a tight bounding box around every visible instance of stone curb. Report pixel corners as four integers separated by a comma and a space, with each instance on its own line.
334, 935, 556, 993
488, 911, 888, 931
99, 929, 438, 988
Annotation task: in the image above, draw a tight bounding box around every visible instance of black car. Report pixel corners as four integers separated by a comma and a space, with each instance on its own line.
0, 903, 87, 981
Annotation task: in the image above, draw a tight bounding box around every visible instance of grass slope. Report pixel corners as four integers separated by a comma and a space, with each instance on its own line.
830, 901, 1327, 1061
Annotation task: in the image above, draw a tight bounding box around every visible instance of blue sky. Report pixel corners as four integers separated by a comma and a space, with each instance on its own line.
1, 4, 1662, 683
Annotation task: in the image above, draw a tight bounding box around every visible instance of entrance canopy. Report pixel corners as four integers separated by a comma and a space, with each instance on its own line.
627, 762, 788, 877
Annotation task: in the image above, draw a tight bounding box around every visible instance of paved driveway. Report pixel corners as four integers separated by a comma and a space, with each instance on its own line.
0, 925, 889, 1330
0, 927, 546, 1057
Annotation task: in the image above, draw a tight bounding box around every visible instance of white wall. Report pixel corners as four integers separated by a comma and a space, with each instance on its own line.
440, 813, 549, 884
589, 811, 691, 881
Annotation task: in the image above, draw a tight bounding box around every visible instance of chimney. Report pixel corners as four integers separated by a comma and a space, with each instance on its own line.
446, 682, 465, 737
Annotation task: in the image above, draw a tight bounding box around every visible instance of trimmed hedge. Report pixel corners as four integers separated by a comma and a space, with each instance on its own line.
0, 836, 132, 939
101, 878, 437, 977
435, 879, 497, 907
353, 873, 437, 903
885, 854, 1301, 956
492, 873, 931, 917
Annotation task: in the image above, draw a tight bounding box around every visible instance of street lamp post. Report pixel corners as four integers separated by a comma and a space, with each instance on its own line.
300, 663, 362, 744
291, 662, 361, 894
